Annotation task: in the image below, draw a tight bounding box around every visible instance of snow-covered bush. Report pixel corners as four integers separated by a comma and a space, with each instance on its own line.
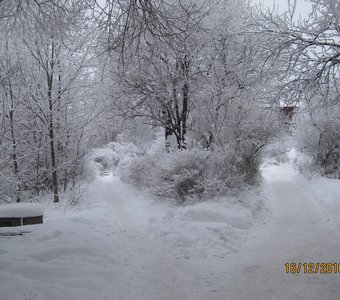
85, 142, 144, 181
262, 135, 295, 165
121, 148, 205, 202
0, 172, 17, 203
295, 109, 340, 178
121, 141, 268, 203
151, 150, 207, 202
117, 98, 279, 203
84, 148, 116, 181
108, 142, 144, 173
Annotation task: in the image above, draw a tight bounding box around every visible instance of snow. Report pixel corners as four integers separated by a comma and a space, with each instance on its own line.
0, 203, 44, 218
1, 151, 340, 300
0, 176, 209, 300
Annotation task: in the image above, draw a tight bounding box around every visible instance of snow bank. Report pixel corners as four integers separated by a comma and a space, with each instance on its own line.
295, 175, 340, 227
101, 174, 266, 260
0, 183, 214, 300
0, 203, 44, 218
149, 192, 265, 259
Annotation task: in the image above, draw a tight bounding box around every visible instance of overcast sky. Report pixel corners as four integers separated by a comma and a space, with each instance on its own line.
257, 0, 312, 18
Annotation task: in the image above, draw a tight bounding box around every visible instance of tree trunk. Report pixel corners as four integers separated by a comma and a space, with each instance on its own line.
8, 85, 21, 202
47, 42, 60, 203
162, 108, 172, 152
181, 80, 188, 150
179, 54, 189, 150
48, 97, 59, 202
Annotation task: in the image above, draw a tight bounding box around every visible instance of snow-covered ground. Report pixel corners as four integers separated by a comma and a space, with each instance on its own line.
1, 151, 340, 300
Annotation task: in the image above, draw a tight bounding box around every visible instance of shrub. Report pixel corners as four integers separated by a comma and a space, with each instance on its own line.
118, 101, 279, 203
121, 143, 264, 203
295, 109, 340, 178
0, 172, 17, 203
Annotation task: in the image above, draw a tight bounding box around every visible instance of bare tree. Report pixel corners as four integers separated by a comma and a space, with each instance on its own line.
252, 0, 340, 108
89, 0, 208, 62
0, 0, 100, 203
252, 0, 340, 177
108, 0, 207, 150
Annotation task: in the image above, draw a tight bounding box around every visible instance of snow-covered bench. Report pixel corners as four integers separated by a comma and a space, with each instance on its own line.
0, 203, 43, 227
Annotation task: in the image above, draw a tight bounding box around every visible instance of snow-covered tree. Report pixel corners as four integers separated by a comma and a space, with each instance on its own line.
253, 0, 340, 176
112, 0, 280, 201
0, 1, 101, 203
106, 0, 207, 150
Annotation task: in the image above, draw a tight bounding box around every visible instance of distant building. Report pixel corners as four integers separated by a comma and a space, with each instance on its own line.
280, 103, 298, 133
280, 106, 296, 121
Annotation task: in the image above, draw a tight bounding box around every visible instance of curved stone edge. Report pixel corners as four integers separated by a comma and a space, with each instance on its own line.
0, 215, 43, 227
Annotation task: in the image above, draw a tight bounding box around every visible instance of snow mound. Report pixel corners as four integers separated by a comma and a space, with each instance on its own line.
179, 205, 253, 228
296, 175, 340, 227
180, 210, 229, 223
147, 195, 264, 259
0, 203, 44, 218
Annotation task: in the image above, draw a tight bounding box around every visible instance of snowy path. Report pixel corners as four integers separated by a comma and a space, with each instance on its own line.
208, 163, 340, 300
97, 175, 210, 300
97, 164, 340, 300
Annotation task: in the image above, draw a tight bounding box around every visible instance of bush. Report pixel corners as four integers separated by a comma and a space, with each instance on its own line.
121, 143, 264, 203
0, 172, 17, 203
295, 109, 340, 178
85, 142, 144, 180
117, 101, 279, 203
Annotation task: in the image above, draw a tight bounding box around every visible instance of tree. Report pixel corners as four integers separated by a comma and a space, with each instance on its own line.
0, 0, 101, 203
252, 0, 340, 108
192, 0, 279, 180
107, 0, 207, 150
253, 0, 340, 176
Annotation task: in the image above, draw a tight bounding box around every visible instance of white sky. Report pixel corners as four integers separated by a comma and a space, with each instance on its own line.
257, 0, 312, 19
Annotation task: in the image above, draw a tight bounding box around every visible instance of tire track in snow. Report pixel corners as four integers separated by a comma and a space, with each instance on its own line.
213, 164, 340, 300
98, 174, 211, 300
97, 165, 340, 300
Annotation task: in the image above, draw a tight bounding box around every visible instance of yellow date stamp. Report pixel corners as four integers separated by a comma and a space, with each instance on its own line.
285, 262, 340, 274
